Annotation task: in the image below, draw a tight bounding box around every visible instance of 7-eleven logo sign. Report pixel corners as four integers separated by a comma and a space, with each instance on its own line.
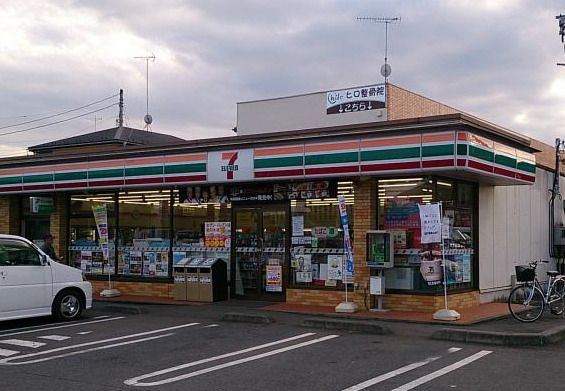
208, 149, 253, 182
221, 152, 239, 180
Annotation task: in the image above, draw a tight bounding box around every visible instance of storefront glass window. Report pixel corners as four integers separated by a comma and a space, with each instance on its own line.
172, 187, 232, 283
290, 181, 354, 289
117, 190, 171, 278
21, 196, 52, 245
68, 193, 116, 276
377, 177, 475, 293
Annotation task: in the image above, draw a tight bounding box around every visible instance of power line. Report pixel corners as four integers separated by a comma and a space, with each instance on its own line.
0, 103, 116, 137
0, 93, 119, 131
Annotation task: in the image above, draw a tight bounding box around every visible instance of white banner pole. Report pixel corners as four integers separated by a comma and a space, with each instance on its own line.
440, 201, 448, 310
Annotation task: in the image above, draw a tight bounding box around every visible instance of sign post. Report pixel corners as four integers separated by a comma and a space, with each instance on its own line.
335, 195, 358, 313
93, 204, 121, 298
418, 202, 460, 321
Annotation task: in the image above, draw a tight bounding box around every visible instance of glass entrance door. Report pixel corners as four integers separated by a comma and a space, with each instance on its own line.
232, 204, 288, 299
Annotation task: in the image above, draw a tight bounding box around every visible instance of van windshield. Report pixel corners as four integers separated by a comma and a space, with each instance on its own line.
0, 239, 41, 266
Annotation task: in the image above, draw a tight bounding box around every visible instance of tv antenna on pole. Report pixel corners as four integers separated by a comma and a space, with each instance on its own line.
134, 54, 156, 130
357, 16, 401, 83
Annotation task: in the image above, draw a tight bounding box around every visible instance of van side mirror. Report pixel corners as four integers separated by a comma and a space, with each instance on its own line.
40, 254, 48, 265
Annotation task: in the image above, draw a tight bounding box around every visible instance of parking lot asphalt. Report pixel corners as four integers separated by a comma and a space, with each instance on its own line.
92, 297, 565, 346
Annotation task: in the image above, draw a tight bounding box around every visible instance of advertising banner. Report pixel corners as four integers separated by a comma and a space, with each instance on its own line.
418, 203, 442, 244
338, 195, 354, 275
419, 253, 443, 286
92, 204, 109, 260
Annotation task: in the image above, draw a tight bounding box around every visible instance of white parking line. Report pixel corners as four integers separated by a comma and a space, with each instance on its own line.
0, 349, 19, 357
341, 356, 440, 391
38, 335, 71, 341
390, 350, 493, 391
125, 334, 339, 387
341, 347, 469, 391
4, 334, 174, 365
0, 339, 45, 348
77, 331, 92, 335
202, 324, 219, 328
125, 332, 316, 385
0, 317, 125, 338
0, 322, 200, 365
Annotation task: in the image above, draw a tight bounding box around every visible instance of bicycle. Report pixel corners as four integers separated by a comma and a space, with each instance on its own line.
508, 260, 565, 322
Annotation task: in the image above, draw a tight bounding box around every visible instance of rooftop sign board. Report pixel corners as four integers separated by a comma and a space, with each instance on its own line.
326, 84, 386, 115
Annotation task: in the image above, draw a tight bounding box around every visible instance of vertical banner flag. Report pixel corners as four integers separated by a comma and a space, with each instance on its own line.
92, 204, 109, 261
418, 203, 442, 244
338, 195, 354, 275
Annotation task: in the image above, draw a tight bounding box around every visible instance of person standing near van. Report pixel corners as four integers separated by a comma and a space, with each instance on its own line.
41, 233, 62, 262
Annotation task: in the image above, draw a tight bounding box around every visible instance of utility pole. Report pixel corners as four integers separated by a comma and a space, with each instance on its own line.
93, 116, 102, 132
118, 89, 124, 127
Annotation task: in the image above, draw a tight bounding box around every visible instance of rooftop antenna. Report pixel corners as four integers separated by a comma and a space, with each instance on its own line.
556, 14, 565, 65
357, 16, 401, 83
134, 54, 156, 130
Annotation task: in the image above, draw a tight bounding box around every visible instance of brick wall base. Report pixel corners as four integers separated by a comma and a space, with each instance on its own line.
90, 280, 174, 299
287, 288, 480, 312
385, 291, 480, 312
287, 289, 347, 307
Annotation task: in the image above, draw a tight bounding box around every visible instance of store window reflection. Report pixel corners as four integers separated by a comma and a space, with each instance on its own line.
290, 181, 354, 289
377, 177, 476, 293
118, 190, 171, 277
68, 193, 116, 276
172, 187, 232, 287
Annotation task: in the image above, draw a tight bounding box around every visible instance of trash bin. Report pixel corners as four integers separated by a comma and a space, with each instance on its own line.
197, 258, 228, 302
186, 257, 203, 301
173, 257, 190, 301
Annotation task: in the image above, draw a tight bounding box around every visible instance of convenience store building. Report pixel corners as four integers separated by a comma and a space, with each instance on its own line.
0, 83, 557, 312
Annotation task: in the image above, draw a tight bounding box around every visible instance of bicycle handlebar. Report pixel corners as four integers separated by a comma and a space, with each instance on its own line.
528, 259, 549, 268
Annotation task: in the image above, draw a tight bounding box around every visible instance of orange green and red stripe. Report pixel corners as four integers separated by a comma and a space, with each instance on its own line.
0, 132, 536, 193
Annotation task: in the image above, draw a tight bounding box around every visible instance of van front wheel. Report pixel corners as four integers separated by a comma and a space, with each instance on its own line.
53, 290, 83, 321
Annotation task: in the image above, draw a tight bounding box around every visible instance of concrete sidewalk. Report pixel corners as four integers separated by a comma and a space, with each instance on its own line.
94, 294, 565, 346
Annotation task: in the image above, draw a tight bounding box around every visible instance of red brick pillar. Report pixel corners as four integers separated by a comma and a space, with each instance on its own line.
352, 178, 376, 309
0, 195, 21, 235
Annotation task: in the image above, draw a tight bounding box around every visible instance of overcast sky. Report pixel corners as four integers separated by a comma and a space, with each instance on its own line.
1, 0, 564, 157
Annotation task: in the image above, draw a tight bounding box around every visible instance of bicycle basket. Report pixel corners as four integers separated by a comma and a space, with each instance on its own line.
515, 265, 535, 282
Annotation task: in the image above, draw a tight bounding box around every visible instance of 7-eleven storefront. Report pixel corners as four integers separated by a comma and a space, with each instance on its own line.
0, 85, 545, 311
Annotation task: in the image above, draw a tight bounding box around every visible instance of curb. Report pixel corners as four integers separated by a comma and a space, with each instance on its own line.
221, 312, 275, 324
432, 324, 565, 346
100, 304, 147, 315
301, 318, 392, 334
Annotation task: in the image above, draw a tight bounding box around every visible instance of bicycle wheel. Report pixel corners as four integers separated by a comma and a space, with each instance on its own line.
550, 278, 565, 316
508, 285, 545, 322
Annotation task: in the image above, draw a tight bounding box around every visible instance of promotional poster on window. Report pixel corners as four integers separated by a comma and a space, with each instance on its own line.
266, 265, 282, 292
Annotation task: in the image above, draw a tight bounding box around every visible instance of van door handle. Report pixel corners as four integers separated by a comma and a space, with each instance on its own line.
0, 271, 6, 279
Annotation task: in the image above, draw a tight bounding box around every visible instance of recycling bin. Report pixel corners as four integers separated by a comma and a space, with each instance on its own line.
186, 257, 203, 301
173, 258, 189, 301
197, 258, 228, 302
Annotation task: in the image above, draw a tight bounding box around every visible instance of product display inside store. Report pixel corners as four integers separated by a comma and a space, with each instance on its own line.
377, 177, 475, 293
67, 190, 232, 282
290, 181, 354, 289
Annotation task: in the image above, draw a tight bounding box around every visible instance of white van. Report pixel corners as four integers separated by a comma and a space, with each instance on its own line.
0, 234, 92, 322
